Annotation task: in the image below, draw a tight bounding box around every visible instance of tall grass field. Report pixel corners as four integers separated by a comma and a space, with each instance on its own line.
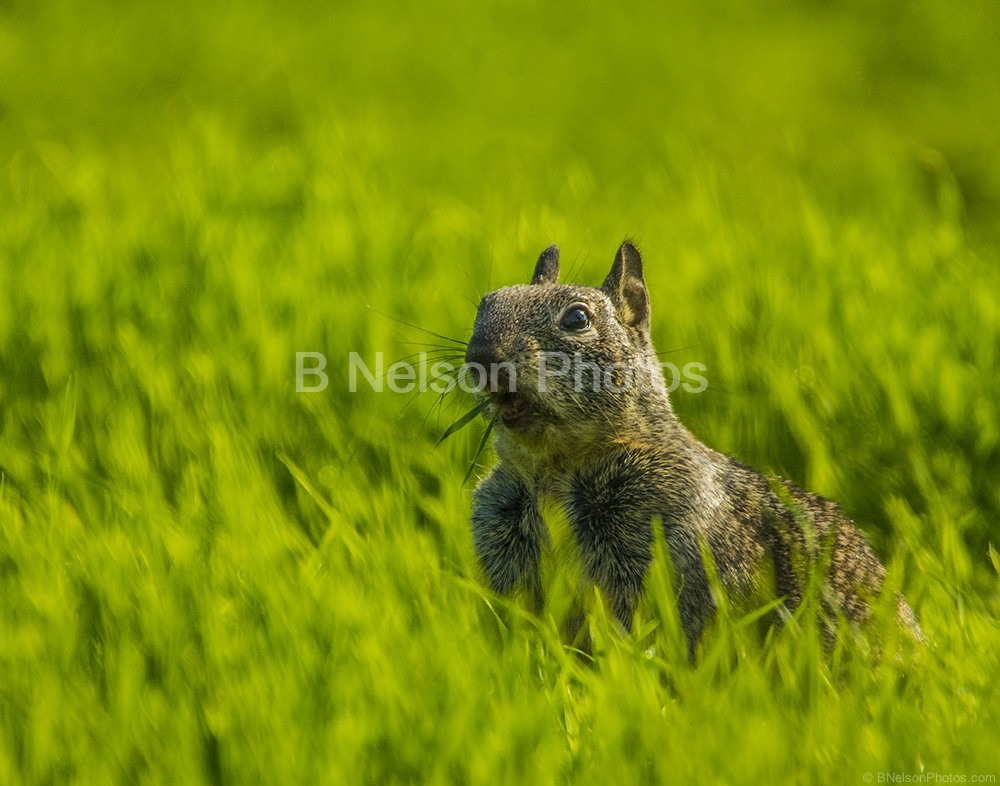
1, 1, 999, 783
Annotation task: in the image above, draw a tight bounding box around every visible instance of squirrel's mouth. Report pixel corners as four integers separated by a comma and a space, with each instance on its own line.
494, 391, 541, 432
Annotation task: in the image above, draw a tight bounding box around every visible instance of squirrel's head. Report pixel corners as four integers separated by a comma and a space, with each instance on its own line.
465, 242, 669, 461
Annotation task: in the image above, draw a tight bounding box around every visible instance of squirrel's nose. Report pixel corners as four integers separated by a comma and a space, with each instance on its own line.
465, 339, 506, 392
465, 338, 502, 369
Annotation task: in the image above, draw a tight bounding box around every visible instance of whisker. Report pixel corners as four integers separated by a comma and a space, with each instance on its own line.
366, 305, 468, 347
655, 342, 702, 357
398, 373, 455, 419
426, 385, 467, 429
423, 385, 455, 428
390, 349, 465, 365
398, 341, 468, 352
390, 354, 470, 419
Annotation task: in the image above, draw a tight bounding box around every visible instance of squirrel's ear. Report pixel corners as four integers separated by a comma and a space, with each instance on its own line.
531, 245, 560, 285
601, 241, 650, 330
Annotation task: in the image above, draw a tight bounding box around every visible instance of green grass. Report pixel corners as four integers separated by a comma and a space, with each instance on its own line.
2, 0, 999, 783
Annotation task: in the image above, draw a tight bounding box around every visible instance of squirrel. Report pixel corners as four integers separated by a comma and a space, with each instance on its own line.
464, 241, 922, 658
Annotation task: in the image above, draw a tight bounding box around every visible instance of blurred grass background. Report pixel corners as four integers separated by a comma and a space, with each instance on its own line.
1, 0, 999, 784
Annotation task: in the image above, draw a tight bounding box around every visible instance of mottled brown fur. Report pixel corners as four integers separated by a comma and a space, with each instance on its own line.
466, 242, 922, 658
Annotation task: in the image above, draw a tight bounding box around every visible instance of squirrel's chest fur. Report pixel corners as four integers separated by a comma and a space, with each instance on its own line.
540, 440, 771, 608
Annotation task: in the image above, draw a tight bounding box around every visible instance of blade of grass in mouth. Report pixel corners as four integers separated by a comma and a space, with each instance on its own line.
436, 398, 490, 446
464, 411, 498, 485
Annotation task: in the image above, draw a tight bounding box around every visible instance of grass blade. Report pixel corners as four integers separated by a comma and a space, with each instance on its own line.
437, 398, 490, 445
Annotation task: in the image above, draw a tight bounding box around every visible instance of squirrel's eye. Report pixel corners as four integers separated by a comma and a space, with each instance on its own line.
560, 304, 592, 332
